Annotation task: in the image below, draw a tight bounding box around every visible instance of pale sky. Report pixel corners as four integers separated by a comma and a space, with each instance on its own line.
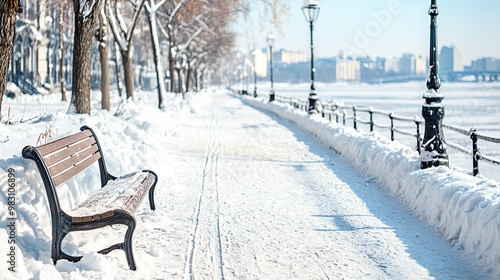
235, 0, 500, 65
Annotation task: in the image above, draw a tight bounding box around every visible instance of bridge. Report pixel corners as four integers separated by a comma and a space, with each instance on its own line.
440, 70, 500, 82
371, 70, 500, 84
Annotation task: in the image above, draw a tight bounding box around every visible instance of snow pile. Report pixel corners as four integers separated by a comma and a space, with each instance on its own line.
243, 95, 500, 279
0, 92, 193, 279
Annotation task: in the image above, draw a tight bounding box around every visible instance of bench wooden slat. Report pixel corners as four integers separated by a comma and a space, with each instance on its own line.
72, 211, 115, 223
48, 144, 100, 177
124, 174, 156, 214
52, 152, 101, 186
37, 130, 93, 156
44, 137, 97, 166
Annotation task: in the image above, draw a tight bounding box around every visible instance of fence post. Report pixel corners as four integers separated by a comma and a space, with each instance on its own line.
369, 107, 374, 132
353, 106, 357, 130
389, 112, 395, 141
415, 119, 422, 154
470, 128, 479, 176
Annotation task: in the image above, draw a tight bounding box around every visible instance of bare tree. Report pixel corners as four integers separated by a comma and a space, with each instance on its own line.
97, 0, 111, 110
59, 1, 70, 102
0, 0, 21, 122
108, 0, 146, 100
144, 0, 168, 109
70, 0, 104, 114
156, 0, 188, 93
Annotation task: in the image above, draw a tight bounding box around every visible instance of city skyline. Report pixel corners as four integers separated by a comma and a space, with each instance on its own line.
235, 0, 500, 65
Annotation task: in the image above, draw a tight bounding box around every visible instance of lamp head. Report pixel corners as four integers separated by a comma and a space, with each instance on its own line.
267, 33, 275, 48
302, 0, 320, 23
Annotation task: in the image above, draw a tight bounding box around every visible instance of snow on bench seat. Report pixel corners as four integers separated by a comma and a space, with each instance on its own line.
70, 172, 156, 222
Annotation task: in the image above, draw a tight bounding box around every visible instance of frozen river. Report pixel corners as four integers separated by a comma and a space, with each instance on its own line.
255, 81, 500, 181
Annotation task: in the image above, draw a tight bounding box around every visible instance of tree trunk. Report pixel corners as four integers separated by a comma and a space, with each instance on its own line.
185, 61, 191, 93
59, 1, 67, 102
99, 42, 110, 110
71, 0, 103, 114
114, 42, 123, 97
60, 35, 67, 101
121, 49, 134, 99
169, 45, 176, 93
99, 4, 110, 110
178, 68, 184, 96
146, 6, 165, 109
200, 71, 204, 90
194, 71, 199, 92
0, 0, 20, 122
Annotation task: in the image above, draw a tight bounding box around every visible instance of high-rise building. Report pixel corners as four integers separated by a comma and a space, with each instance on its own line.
399, 54, 427, 76
415, 55, 427, 75
253, 49, 267, 78
384, 56, 399, 74
335, 58, 360, 81
471, 57, 498, 72
274, 49, 307, 64
439, 46, 463, 72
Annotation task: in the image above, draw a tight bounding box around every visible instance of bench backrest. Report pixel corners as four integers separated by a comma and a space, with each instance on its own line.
23, 126, 112, 223
36, 129, 101, 186
23, 126, 111, 191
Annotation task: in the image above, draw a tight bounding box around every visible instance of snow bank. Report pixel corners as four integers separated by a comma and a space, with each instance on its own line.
0, 92, 193, 279
243, 95, 500, 279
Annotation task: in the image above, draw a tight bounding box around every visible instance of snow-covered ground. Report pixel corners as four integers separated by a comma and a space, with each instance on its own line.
0, 86, 499, 279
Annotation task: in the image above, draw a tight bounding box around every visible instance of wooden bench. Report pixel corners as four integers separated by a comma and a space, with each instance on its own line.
22, 125, 158, 270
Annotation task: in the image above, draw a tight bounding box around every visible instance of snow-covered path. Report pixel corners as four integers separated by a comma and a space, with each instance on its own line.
154, 92, 483, 279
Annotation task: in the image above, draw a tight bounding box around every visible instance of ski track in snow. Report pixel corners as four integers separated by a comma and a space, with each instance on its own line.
184, 116, 225, 280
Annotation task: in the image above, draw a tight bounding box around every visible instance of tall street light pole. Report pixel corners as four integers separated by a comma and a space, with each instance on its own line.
421, 0, 449, 169
302, 0, 321, 114
253, 49, 258, 98
267, 33, 275, 102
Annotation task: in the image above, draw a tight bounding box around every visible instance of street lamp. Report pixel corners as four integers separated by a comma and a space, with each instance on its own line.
302, 0, 321, 114
243, 60, 248, 95
421, 0, 449, 169
253, 49, 258, 98
267, 32, 275, 102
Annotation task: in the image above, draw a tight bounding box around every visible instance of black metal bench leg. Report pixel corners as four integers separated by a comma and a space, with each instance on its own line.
53, 231, 83, 264
148, 185, 156, 211
144, 170, 158, 211
123, 216, 137, 270
95, 213, 137, 270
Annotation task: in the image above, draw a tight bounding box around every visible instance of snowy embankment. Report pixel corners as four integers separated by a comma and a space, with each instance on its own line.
243, 95, 500, 279
0, 92, 194, 279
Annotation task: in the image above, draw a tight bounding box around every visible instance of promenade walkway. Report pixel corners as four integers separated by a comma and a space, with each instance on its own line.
0, 90, 488, 279
150, 92, 484, 279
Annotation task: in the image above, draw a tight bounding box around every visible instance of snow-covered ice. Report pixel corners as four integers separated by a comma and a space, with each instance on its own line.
0, 86, 498, 279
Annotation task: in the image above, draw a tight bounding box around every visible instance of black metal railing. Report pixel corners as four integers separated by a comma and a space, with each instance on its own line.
270, 93, 500, 177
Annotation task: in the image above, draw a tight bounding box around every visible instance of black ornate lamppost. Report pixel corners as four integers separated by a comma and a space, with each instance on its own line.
267, 33, 275, 102
302, 0, 321, 114
421, 0, 449, 169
